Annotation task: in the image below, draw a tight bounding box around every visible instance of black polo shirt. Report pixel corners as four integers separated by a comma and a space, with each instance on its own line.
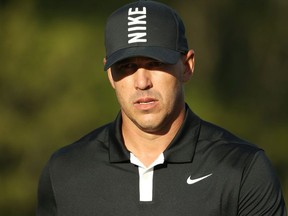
37, 106, 286, 216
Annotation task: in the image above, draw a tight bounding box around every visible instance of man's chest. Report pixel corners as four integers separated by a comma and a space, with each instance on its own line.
54, 161, 240, 216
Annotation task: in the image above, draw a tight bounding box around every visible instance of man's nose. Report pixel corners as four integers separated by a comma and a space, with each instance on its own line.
134, 68, 153, 90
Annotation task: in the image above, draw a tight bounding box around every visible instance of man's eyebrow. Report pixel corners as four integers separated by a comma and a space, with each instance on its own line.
115, 57, 164, 67
116, 58, 135, 65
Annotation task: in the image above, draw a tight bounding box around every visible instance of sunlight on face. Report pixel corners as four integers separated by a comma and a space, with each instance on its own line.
107, 56, 190, 134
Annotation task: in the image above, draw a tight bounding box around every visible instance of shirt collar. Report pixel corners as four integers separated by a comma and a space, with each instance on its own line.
108, 112, 130, 163
163, 105, 201, 163
130, 152, 165, 169
108, 104, 201, 163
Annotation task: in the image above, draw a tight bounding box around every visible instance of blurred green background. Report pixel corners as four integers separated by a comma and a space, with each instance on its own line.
0, 0, 287, 215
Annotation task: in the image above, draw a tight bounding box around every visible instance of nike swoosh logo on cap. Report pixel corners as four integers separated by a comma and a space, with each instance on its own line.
187, 173, 213, 185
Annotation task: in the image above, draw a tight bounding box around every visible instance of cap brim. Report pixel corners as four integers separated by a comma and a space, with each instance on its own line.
104, 46, 182, 71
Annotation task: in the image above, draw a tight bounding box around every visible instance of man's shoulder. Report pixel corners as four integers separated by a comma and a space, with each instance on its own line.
50, 122, 113, 163
196, 119, 266, 175
199, 119, 262, 154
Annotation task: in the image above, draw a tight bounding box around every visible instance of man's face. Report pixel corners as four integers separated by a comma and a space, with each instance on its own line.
107, 52, 194, 134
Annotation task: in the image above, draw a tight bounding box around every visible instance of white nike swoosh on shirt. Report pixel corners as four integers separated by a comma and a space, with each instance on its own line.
187, 173, 213, 185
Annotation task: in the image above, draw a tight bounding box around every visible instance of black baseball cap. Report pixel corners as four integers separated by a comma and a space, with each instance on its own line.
104, 0, 189, 70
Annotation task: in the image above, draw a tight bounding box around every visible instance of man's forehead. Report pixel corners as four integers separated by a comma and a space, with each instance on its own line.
116, 56, 163, 64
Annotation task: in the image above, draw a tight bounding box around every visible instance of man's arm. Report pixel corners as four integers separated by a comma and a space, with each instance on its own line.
238, 151, 286, 215
36, 162, 57, 216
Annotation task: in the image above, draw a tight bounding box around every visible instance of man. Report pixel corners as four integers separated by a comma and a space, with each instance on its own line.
37, 1, 286, 215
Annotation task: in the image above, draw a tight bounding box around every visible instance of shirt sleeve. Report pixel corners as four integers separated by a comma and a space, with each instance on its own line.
238, 150, 286, 216
36, 161, 57, 216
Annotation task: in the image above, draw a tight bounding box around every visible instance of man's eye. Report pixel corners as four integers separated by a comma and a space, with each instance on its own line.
118, 63, 137, 72
147, 61, 164, 68
120, 63, 133, 69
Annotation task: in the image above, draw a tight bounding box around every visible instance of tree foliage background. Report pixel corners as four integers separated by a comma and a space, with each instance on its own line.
0, 0, 287, 214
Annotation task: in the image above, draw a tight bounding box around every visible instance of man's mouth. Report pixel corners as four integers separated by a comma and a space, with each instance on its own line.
135, 98, 157, 104
138, 101, 155, 104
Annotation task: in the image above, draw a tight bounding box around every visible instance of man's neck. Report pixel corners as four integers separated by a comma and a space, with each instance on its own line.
122, 108, 186, 167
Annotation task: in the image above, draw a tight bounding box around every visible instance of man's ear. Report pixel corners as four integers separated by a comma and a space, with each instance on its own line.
182, 49, 195, 82
107, 69, 115, 89
104, 57, 116, 89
